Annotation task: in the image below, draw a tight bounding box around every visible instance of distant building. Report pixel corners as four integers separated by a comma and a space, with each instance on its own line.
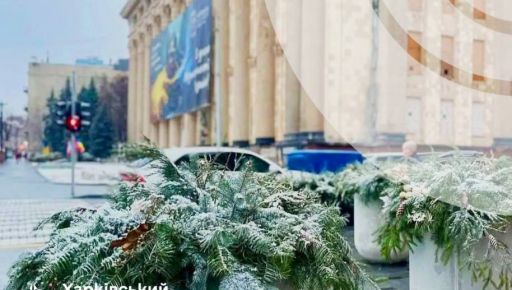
75, 57, 105, 66
113, 59, 130, 72
25, 62, 126, 151
3, 115, 26, 151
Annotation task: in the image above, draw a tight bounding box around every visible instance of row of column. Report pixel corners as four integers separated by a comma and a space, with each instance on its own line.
128, 0, 200, 148
226, 0, 325, 146
129, 0, 329, 147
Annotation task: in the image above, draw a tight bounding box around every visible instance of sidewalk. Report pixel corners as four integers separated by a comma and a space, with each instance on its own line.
0, 159, 109, 288
0, 199, 93, 249
0, 199, 100, 288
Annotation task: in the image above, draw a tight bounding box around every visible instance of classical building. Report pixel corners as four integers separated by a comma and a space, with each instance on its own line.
3, 115, 25, 151
26, 62, 126, 151
122, 0, 512, 155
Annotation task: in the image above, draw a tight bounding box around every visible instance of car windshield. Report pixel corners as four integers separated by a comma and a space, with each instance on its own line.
129, 158, 152, 168
175, 152, 271, 173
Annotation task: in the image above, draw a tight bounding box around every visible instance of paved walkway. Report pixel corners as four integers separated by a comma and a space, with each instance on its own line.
0, 199, 91, 248
0, 159, 108, 288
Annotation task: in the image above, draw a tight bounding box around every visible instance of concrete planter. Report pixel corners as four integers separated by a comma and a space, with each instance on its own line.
410, 230, 512, 290
354, 196, 408, 263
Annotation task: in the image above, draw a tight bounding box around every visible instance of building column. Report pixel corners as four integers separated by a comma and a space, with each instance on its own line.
180, 0, 197, 147
158, 114, 170, 148
227, 0, 250, 147
136, 33, 145, 141
128, 40, 138, 142
273, 0, 301, 142
325, 0, 373, 144
181, 114, 196, 146
167, 2, 182, 147
452, 0, 473, 146
423, 0, 442, 144
160, 5, 173, 148
143, 24, 158, 144
151, 15, 169, 148
209, 0, 230, 146
248, 0, 275, 146
299, 0, 324, 136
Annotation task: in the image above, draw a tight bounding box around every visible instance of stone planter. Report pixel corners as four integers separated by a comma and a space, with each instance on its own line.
410, 230, 512, 290
354, 196, 408, 263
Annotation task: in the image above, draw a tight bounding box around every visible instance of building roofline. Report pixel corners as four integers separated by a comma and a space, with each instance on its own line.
121, 0, 139, 19
29, 62, 116, 70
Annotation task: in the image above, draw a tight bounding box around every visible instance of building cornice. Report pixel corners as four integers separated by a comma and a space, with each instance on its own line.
121, 0, 140, 19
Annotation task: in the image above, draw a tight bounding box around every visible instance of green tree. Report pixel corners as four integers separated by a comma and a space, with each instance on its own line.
59, 78, 72, 102
89, 101, 114, 158
43, 90, 66, 153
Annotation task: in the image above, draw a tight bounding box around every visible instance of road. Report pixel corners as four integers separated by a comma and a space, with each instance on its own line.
0, 159, 109, 288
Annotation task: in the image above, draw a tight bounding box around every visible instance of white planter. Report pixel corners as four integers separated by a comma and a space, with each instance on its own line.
354, 197, 408, 263
410, 230, 512, 290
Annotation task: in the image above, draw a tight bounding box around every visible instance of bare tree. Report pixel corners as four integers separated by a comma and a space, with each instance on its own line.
98, 75, 128, 143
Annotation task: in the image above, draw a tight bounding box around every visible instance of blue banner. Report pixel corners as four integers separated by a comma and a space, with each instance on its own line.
150, 0, 212, 121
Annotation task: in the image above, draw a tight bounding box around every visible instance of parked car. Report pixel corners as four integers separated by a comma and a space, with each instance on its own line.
121, 147, 284, 184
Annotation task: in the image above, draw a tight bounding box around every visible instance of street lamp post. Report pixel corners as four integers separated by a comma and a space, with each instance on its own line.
70, 72, 77, 198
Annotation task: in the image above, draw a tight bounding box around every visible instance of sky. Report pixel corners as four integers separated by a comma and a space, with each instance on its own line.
0, 0, 129, 116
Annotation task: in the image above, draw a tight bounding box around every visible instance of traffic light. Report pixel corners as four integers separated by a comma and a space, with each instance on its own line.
65, 115, 81, 132
77, 102, 92, 127
55, 101, 68, 126
55, 101, 91, 132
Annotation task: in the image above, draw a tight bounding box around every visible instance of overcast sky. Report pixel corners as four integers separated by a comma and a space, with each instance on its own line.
0, 0, 129, 116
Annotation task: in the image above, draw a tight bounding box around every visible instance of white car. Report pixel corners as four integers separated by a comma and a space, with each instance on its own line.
122, 147, 284, 184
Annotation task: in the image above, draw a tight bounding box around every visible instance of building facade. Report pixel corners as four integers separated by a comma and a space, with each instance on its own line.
377, 0, 512, 151
122, 0, 512, 154
26, 62, 125, 150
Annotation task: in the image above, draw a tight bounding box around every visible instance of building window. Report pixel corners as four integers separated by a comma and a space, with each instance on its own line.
473, 40, 485, 82
443, 0, 456, 13
440, 100, 455, 143
441, 36, 455, 79
164, 5, 171, 19
406, 97, 422, 136
474, 0, 486, 20
408, 32, 423, 75
408, 0, 423, 11
472, 102, 486, 137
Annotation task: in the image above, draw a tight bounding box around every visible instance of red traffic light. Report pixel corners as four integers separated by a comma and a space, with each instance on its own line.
65, 115, 81, 132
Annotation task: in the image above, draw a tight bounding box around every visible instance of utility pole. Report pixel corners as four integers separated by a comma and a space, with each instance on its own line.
56, 74, 90, 198
70, 72, 77, 198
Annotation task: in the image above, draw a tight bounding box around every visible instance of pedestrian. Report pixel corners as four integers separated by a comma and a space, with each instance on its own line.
402, 140, 418, 161
15, 150, 21, 164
